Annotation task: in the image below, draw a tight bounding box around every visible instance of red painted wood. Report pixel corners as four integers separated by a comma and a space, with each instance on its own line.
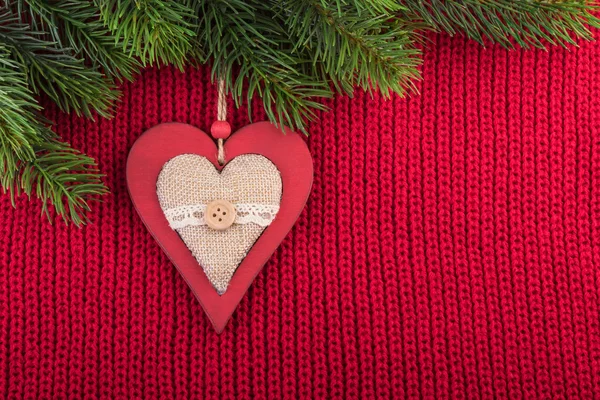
210, 121, 231, 139
126, 122, 313, 332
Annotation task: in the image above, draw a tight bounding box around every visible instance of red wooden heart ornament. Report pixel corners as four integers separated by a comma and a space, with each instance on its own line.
126, 122, 313, 332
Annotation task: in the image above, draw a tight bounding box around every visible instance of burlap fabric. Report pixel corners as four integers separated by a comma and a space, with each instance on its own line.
156, 154, 282, 294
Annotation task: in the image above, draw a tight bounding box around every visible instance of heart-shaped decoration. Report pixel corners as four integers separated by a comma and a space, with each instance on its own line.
127, 122, 313, 332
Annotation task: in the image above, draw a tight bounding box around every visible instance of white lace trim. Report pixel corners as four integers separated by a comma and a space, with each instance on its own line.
163, 203, 280, 230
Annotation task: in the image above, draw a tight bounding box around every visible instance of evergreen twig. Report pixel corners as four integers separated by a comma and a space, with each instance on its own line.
19, 0, 140, 81
400, 0, 600, 48
0, 10, 118, 118
0, 43, 107, 225
95, 0, 201, 69
2, 138, 108, 226
279, 0, 422, 97
197, 0, 332, 132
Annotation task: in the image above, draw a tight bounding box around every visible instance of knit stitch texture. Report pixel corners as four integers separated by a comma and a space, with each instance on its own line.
1, 34, 600, 398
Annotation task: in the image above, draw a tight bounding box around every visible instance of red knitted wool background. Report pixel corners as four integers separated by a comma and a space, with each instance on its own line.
2, 33, 600, 399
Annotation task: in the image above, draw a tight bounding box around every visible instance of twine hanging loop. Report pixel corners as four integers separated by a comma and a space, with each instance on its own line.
210, 79, 231, 165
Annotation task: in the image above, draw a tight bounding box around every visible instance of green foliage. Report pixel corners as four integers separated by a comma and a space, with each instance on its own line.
95, 0, 201, 69
399, 0, 600, 49
20, 0, 140, 81
0, 43, 107, 225
0, 0, 598, 224
1, 138, 108, 226
196, 0, 423, 131
278, 1, 422, 97
0, 44, 45, 166
0, 11, 117, 118
197, 0, 333, 131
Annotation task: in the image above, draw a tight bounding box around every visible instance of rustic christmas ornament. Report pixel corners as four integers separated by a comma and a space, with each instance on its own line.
126, 86, 313, 332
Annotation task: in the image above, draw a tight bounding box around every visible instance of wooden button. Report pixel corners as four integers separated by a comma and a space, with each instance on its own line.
205, 199, 236, 230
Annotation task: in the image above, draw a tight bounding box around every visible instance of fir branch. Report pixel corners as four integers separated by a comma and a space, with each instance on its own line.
197, 0, 331, 132
0, 11, 118, 118
399, 0, 600, 48
0, 44, 46, 167
279, 0, 421, 97
1, 138, 108, 226
95, 0, 201, 69
333, 0, 405, 15
0, 43, 106, 225
17, 0, 140, 81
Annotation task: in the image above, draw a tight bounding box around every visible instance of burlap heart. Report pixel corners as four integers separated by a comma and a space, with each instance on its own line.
156, 154, 282, 294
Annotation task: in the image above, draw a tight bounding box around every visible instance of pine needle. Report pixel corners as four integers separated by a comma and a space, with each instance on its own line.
399, 0, 600, 49
0, 10, 118, 118
0, 42, 107, 226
